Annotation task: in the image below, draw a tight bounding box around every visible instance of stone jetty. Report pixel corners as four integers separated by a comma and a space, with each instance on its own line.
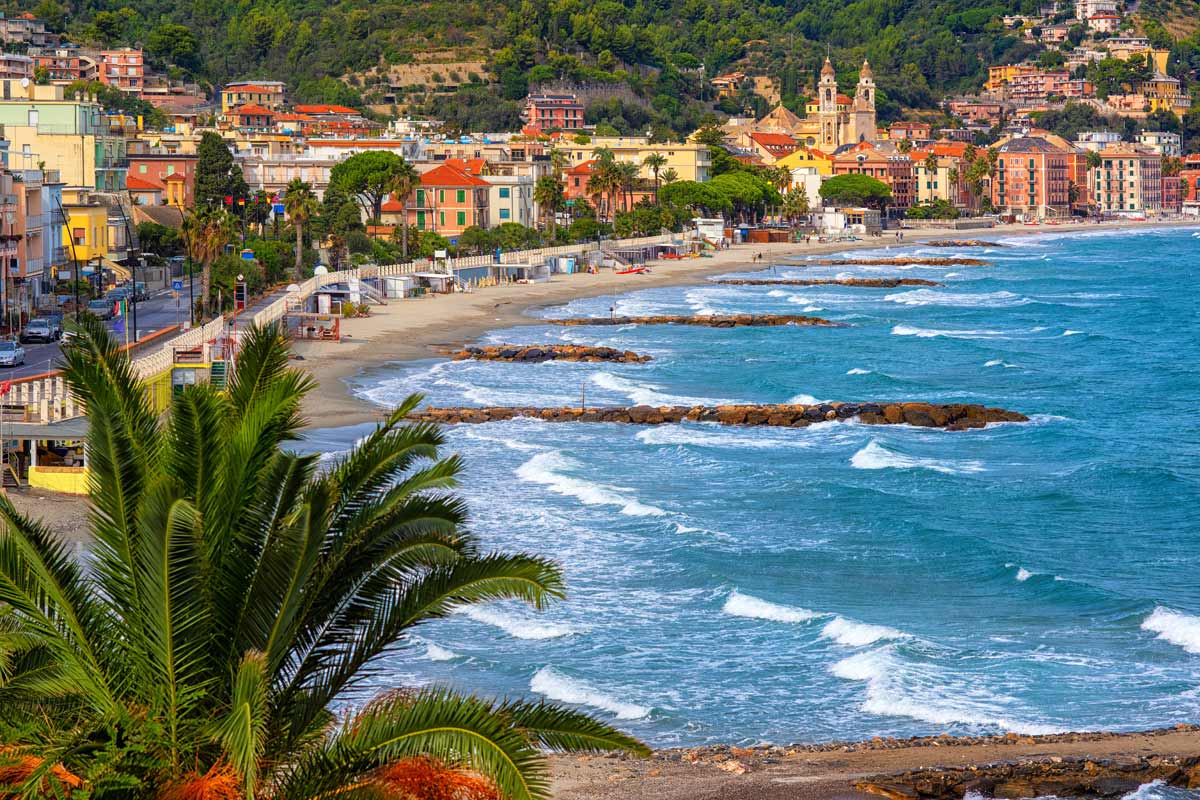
812, 257, 989, 266
454, 344, 651, 363
549, 313, 840, 327
407, 402, 1027, 430
714, 278, 942, 288
855, 752, 1200, 800
924, 239, 1004, 248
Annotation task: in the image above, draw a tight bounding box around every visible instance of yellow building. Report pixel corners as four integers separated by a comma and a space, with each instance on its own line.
219, 81, 286, 113
0, 80, 128, 189
985, 64, 1040, 91
61, 201, 110, 264
555, 136, 713, 182
775, 147, 834, 176
1137, 72, 1191, 115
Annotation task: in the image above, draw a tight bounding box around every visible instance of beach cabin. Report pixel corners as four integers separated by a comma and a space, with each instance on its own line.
492, 262, 551, 284
411, 272, 456, 294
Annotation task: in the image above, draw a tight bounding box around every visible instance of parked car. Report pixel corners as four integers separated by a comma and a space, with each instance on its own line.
19, 317, 61, 343
0, 340, 25, 367
132, 281, 149, 301
87, 298, 115, 320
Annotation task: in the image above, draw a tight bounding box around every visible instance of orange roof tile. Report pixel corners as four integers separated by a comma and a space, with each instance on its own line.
232, 103, 275, 116
294, 104, 359, 115
420, 163, 489, 187
225, 85, 276, 94
125, 176, 161, 191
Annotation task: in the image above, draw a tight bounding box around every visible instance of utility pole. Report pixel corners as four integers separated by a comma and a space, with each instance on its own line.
57, 196, 81, 322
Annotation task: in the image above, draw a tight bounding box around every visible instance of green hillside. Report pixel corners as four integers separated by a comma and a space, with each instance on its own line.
10, 0, 1200, 135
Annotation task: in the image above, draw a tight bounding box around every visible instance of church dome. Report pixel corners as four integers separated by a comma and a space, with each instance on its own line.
860, 60, 874, 80
821, 57, 836, 77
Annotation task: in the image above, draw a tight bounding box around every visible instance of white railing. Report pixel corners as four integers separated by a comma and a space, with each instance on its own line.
26, 231, 695, 424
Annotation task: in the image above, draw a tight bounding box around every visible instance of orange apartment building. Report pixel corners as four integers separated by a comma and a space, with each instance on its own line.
99, 48, 143, 95
381, 163, 490, 242
832, 143, 915, 208
991, 137, 1071, 218
1088, 144, 1163, 215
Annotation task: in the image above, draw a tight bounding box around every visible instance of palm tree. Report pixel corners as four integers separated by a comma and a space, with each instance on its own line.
533, 175, 565, 241
643, 153, 667, 205
386, 158, 421, 259
181, 206, 236, 319
660, 168, 679, 186
283, 178, 319, 281
782, 185, 809, 224
0, 319, 646, 800
616, 161, 640, 213
549, 148, 569, 181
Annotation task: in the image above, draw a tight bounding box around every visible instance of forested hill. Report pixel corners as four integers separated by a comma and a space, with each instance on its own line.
11, 0, 1200, 133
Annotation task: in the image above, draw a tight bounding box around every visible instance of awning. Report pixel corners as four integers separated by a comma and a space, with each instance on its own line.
1, 417, 89, 441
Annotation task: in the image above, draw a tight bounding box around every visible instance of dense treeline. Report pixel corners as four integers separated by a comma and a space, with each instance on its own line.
8, 0, 1199, 131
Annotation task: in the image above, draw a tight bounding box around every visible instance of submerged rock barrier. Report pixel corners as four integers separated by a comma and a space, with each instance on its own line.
855, 753, 1200, 800
924, 239, 1004, 248
548, 313, 840, 328
714, 278, 942, 288
811, 257, 990, 266
407, 401, 1027, 430
454, 345, 651, 363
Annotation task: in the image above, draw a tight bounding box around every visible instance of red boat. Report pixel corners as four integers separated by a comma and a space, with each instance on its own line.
616, 266, 650, 275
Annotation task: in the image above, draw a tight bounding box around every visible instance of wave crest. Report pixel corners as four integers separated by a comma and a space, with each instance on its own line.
851, 441, 985, 475
1141, 607, 1200, 654
459, 606, 575, 640
517, 451, 665, 516
531, 666, 650, 719
723, 591, 822, 623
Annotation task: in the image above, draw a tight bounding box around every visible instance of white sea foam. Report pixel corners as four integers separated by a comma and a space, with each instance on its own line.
847, 368, 872, 375
944, 272, 961, 278
636, 424, 808, 450
891, 324, 1010, 339
424, 642, 458, 661
530, 666, 650, 720
459, 606, 575, 640
788, 393, 821, 405
885, 289, 1030, 308
590, 371, 735, 407
1062, 329, 1084, 336
1015, 568, 1034, 582
851, 441, 985, 475
830, 648, 1061, 734
820, 616, 909, 646
1141, 607, 1200, 654
516, 451, 665, 516
723, 591, 822, 623
984, 359, 1018, 369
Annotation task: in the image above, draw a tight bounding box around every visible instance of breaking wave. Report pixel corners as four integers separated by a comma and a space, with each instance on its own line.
531, 666, 650, 719
723, 591, 822, 623
851, 441, 985, 475
1141, 607, 1200, 654
459, 606, 575, 640
516, 451, 666, 516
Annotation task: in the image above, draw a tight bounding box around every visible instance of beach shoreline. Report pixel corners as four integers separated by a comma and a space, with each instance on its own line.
292, 218, 1197, 429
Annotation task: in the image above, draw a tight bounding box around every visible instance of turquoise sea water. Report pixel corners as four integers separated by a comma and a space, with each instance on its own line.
300, 226, 1200, 747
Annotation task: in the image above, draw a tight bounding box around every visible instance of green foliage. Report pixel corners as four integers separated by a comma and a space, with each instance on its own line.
819, 173, 894, 208
906, 199, 961, 219
194, 132, 248, 210
136, 222, 182, 257
64, 79, 169, 127
0, 320, 647, 798
145, 23, 200, 72
329, 151, 406, 222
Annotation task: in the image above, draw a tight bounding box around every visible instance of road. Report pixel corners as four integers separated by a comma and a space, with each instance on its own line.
4, 279, 196, 379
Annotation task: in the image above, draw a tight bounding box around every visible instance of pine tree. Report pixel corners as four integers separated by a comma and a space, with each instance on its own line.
194, 131, 249, 209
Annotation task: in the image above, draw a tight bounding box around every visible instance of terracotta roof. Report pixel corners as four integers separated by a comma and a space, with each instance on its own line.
419, 163, 489, 187
232, 103, 275, 116
749, 132, 798, 148
444, 157, 488, 175
294, 104, 359, 114
162, 173, 187, 181
836, 93, 854, 104
274, 113, 315, 122
565, 159, 597, 176
125, 176, 161, 191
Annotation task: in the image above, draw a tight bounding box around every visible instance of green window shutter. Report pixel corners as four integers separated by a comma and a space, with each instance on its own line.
457, 189, 466, 202
416, 189, 425, 205
439, 211, 445, 225
416, 211, 425, 229
439, 190, 445, 202
457, 211, 466, 226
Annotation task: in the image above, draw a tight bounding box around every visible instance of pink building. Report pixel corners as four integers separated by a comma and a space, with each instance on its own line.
99, 48, 144, 95
520, 94, 585, 132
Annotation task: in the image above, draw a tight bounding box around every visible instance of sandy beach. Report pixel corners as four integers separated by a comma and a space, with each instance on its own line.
291, 219, 1194, 429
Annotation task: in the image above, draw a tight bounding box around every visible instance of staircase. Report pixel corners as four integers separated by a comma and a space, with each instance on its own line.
210, 361, 229, 391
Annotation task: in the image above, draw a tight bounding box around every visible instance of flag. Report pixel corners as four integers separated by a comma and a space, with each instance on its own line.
0, 381, 11, 397
113, 316, 124, 335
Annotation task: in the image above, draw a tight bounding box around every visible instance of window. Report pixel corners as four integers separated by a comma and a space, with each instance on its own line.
416, 189, 425, 206
139, 164, 147, 173
457, 211, 466, 226
500, 208, 510, 220
499, 187, 510, 198
438, 190, 445, 203
439, 211, 445, 226
27, 109, 38, 126
456, 189, 465, 203
416, 211, 426, 229
166, 164, 175, 175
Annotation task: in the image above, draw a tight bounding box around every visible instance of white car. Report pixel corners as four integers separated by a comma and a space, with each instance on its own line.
0, 340, 25, 367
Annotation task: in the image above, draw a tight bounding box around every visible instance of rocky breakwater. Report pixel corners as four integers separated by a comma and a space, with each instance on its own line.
714, 278, 943, 288
454, 344, 651, 363
549, 313, 840, 328
925, 239, 1005, 248
407, 401, 1028, 430
855, 753, 1200, 800
812, 257, 990, 266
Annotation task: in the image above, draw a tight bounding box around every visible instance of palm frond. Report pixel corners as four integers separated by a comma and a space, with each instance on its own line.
497, 700, 651, 756
214, 651, 270, 799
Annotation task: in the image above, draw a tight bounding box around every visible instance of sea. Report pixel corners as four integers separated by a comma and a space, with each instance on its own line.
298, 225, 1200, 750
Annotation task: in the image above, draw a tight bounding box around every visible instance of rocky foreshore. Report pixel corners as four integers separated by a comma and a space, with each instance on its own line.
924, 239, 1005, 248
856, 753, 1200, 800
713, 278, 943, 288
812, 257, 990, 266
453, 345, 651, 363
549, 313, 840, 327
407, 401, 1028, 430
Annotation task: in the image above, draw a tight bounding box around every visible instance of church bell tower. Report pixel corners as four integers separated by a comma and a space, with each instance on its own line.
851, 59, 877, 144
818, 57, 839, 151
